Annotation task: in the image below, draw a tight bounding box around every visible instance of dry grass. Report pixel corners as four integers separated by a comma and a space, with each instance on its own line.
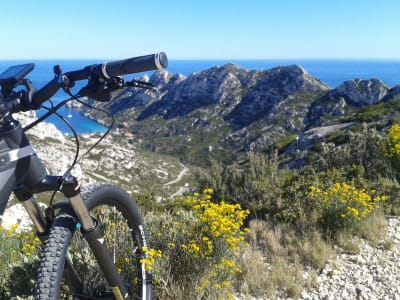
335, 232, 361, 254
335, 210, 388, 253
358, 210, 387, 246
239, 250, 269, 297
240, 209, 391, 299
240, 219, 333, 299
300, 232, 333, 268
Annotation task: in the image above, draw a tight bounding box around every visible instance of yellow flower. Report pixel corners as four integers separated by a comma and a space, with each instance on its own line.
140, 247, 162, 272
203, 188, 213, 195
10, 224, 19, 230
309, 181, 388, 222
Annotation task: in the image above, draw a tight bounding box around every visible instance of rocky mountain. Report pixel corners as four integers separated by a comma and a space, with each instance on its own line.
136, 64, 329, 126
306, 78, 392, 127
6, 63, 400, 208
81, 63, 400, 166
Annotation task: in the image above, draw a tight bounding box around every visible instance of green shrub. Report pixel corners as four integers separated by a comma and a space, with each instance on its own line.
272, 134, 298, 153
385, 123, 400, 182
315, 127, 393, 180
145, 190, 250, 300
0, 225, 40, 298
308, 181, 388, 236
343, 96, 400, 123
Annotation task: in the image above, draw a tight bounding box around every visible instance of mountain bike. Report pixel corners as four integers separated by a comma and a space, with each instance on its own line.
0, 52, 168, 299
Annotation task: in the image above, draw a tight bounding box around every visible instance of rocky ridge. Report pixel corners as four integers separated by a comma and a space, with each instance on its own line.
82, 63, 400, 165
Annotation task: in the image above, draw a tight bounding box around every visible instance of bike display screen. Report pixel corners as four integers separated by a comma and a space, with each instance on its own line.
0, 63, 34, 86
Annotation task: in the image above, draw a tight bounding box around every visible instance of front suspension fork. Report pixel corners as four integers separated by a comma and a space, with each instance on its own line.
15, 175, 129, 299
62, 175, 129, 300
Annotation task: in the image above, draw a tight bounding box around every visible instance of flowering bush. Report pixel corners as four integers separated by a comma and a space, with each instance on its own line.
146, 189, 250, 300
0, 224, 41, 298
384, 123, 400, 184
140, 246, 162, 272
386, 124, 400, 158
309, 182, 388, 234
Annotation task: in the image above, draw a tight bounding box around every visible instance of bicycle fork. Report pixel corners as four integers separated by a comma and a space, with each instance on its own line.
17, 175, 130, 299
62, 175, 129, 300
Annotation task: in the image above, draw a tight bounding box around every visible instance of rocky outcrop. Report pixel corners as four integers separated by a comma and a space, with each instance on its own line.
115, 72, 187, 115
333, 78, 389, 106
383, 84, 400, 101
18, 111, 66, 143
79, 63, 400, 164
225, 65, 329, 128
137, 64, 256, 120
306, 78, 391, 127
136, 64, 329, 129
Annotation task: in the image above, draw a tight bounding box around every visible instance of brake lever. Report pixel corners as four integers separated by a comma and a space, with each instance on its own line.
21, 79, 37, 109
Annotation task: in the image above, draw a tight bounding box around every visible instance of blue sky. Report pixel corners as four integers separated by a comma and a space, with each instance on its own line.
0, 0, 399, 60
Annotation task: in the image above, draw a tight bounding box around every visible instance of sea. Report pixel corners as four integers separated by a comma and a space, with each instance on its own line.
1, 59, 400, 134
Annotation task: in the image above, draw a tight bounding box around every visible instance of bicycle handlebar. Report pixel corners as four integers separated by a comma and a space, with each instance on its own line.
65, 52, 168, 81
105, 52, 168, 77
31, 77, 60, 107
30, 52, 168, 108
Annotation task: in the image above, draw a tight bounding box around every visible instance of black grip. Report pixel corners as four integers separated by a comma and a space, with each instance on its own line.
103, 52, 168, 78
31, 77, 60, 107
64, 66, 93, 82
64, 52, 168, 82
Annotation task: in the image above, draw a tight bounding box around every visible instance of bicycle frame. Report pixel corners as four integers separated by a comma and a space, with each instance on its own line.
0, 115, 129, 298
0, 52, 167, 299
0, 116, 47, 214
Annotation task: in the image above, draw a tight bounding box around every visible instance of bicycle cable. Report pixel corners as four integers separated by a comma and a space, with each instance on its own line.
22, 87, 115, 207
63, 88, 115, 167
39, 100, 80, 209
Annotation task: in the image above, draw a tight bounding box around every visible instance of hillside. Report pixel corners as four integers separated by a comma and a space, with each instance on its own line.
81, 63, 400, 168
17, 63, 400, 199
5, 64, 400, 299
16, 112, 192, 200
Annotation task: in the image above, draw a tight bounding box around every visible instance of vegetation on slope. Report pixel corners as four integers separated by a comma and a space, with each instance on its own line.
3, 91, 400, 298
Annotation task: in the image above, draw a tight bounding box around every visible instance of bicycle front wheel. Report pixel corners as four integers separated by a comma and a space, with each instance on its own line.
35, 182, 153, 299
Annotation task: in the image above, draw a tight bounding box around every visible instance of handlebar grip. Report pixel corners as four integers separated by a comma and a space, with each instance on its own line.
65, 52, 168, 82
31, 77, 60, 107
64, 66, 93, 82
103, 52, 168, 78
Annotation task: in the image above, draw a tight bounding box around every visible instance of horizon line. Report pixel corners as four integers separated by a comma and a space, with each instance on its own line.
1, 57, 400, 61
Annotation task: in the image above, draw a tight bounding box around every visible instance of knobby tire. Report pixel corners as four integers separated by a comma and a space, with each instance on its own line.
34, 182, 152, 299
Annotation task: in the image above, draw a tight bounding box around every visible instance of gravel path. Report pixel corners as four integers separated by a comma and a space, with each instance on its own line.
164, 163, 189, 186
300, 217, 400, 300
